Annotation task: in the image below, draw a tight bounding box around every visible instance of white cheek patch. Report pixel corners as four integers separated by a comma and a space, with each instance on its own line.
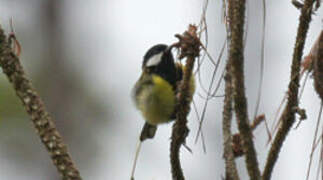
146, 53, 163, 67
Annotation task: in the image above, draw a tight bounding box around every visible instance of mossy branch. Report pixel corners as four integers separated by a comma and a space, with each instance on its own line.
227, 0, 261, 179
0, 27, 82, 180
170, 25, 200, 180
262, 0, 316, 179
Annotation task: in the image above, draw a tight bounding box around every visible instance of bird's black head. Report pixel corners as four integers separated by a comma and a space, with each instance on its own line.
142, 44, 177, 87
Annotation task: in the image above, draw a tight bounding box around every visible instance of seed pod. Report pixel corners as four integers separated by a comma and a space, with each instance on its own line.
313, 31, 323, 100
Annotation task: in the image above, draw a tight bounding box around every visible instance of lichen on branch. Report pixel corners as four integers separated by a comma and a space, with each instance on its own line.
262, 0, 316, 179
170, 25, 201, 180
222, 62, 240, 180
227, 0, 261, 179
0, 26, 82, 180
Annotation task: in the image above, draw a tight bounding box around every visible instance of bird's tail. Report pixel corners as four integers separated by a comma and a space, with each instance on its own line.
140, 123, 157, 141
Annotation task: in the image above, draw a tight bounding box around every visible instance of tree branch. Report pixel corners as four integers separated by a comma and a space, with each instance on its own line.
0, 27, 82, 180
262, 0, 316, 179
222, 62, 240, 180
170, 25, 200, 180
227, 0, 261, 179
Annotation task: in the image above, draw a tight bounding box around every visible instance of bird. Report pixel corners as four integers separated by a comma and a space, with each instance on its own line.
130, 44, 195, 179
132, 44, 195, 141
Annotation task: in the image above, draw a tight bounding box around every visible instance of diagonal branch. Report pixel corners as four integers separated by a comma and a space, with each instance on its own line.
0, 27, 82, 180
227, 0, 261, 179
262, 0, 316, 179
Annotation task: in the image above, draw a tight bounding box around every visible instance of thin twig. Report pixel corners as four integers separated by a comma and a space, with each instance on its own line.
316, 138, 323, 180
262, 0, 316, 179
306, 103, 323, 180
0, 27, 81, 179
253, 0, 266, 120
250, 114, 266, 130
170, 25, 201, 180
195, 40, 226, 143
192, 100, 207, 153
227, 0, 261, 179
130, 141, 142, 180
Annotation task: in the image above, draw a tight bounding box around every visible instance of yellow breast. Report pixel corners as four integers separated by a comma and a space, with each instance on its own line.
135, 75, 175, 125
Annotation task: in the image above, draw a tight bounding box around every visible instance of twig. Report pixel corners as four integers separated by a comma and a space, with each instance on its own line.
317, 137, 323, 180
192, 100, 207, 153
227, 0, 261, 179
306, 103, 323, 180
195, 40, 226, 144
250, 114, 266, 130
0, 26, 81, 179
231, 114, 266, 158
313, 31, 323, 101
170, 25, 200, 180
262, 0, 316, 179
222, 61, 240, 180
253, 0, 266, 120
